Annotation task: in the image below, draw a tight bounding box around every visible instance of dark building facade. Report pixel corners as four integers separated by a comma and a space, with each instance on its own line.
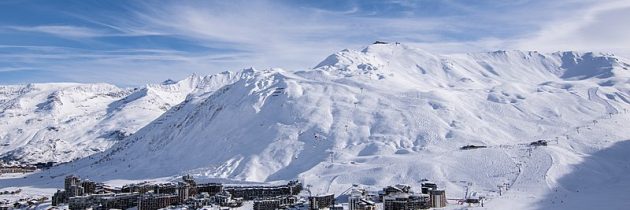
429, 190, 446, 208
68, 193, 139, 210
225, 180, 302, 200
137, 194, 180, 210
196, 183, 223, 195
309, 194, 335, 210
383, 194, 430, 210
81, 180, 97, 195
253, 196, 298, 210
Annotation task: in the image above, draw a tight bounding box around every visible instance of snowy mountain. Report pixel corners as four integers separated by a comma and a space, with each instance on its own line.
3, 43, 630, 209
0, 71, 251, 163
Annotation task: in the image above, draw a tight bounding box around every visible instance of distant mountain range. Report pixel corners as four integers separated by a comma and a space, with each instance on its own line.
0, 71, 251, 163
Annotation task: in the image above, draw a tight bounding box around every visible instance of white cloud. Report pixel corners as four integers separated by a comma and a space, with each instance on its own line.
6, 25, 109, 38
0, 45, 255, 86
0, 67, 34, 72
5, 23, 167, 39
513, 0, 630, 55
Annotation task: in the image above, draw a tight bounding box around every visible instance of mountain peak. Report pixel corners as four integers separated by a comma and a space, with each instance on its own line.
314, 42, 436, 71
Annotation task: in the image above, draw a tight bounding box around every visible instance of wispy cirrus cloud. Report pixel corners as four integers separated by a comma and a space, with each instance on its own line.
0, 44, 253, 86
6, 25, 110, 38
5, 24, 165, 39
514, 0, 630, 56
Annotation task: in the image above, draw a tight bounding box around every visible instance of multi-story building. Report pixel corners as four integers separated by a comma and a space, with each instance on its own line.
253, 196, 298, 210
214, 190, 232, 206
182, 174, 196, 185
154, 183, 178, 194
52, 190, 67, 206
121, 182, 155, 194
176, 182, 193, 202
185, 192, 214, 209
308, 194, 335, 210
224, 180, 302, 200
349, 190, 376, 210
68, 193, 139, 210
68, 195, 93, 210
383, 193, 430, 210
379, 184, 413, 201
137, 194, 180, 210
196, 183, 223, 195
81, 180, 97, 194
64, 176, 81, 192
96, 193, 139, 210
429, 190, 446, 208
421, 183, 437, 194
67, 185, 85, 198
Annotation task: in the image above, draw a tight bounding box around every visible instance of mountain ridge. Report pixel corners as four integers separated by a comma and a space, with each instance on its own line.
2, 44, 628, 166
0, 70, 253, 163
24, 44, 627, 181
2, 44, 630, 209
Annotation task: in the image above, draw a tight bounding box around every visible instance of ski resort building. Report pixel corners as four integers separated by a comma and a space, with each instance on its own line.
349, 188, 376, 210
81, 180, 97, 195
224, 180, 302, 200
51, 190, 67, 206
68, 193, 139, 210
214, 190, 243, 207
137, 193, 180, 210
379, 184, 412, 201
308, 194, 335, 210
95, 193, 139, 210
153, 183, 178, 194
429, 190, 447, 208
253, 195, 299, 210
184, 192, 215, 209
196, 183, 223, 195
122, 182, 155, 194
383, 193, 430, 210
349, 197, 376, 210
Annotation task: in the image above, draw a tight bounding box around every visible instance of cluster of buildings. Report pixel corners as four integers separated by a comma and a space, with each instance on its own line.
380, 183, 446, 210
52, 174, 303, 210
344, 183, 446, 210
0, 165, 36, 174
0, 196, 48, 210
0, 161, 55, 174
49, 174, 450, 210
308, 194, 337, 210
51, 175, 118, 207
0, 189, 21, 195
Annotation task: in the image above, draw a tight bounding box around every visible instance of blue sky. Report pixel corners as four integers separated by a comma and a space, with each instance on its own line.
1, 0, 629, 86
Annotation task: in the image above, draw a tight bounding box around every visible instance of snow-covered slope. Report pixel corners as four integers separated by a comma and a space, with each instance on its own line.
4, 43, 630, 209
0, 71, 251, 163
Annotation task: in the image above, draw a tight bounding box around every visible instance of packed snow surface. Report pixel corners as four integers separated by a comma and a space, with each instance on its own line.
2, 43, 630, 209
